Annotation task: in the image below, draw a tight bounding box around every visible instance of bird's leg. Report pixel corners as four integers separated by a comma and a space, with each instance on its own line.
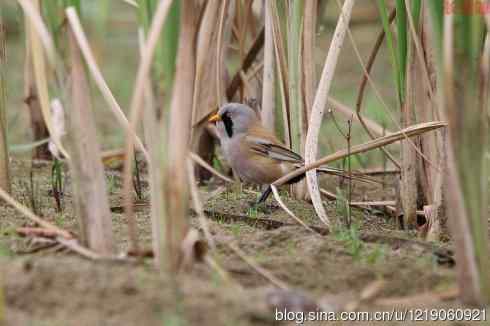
256, 185, 272, 204
246, 185, 279, 214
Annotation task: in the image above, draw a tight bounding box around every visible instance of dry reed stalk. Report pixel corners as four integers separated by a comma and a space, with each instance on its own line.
408, 5, 444, 239
275, 121, 446, 187
304, 0, 355, 226
163, 0, 199, 271
136, 28, 166, 267
67, 24, 114, 254
400, 31, 418, 228
122, 0, 174, 255
0, 12, 9, 192
261, 1, 275, 131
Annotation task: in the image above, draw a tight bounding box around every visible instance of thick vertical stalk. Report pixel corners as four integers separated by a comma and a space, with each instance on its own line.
288, 0, 307, 198
0, 10, 10, 193
164, 0, 198, 271
261, 1, 275, 131
302, 0, 317, 124
67, 25, 114, 255
401, 19, 418, 229
430, 0, 490, 305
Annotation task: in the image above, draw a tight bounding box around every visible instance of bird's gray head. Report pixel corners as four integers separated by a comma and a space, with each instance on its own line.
209, 103, 259, 139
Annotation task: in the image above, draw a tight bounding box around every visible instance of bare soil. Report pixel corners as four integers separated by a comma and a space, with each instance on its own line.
1, 159, 477, 326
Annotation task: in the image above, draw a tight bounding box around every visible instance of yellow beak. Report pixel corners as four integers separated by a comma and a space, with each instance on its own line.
208, 113, 221, 123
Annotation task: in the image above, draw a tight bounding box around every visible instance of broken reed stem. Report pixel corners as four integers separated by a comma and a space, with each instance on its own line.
275, 121, 446, 187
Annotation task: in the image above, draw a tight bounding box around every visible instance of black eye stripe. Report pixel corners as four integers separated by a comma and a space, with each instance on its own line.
222, 112, 234, 138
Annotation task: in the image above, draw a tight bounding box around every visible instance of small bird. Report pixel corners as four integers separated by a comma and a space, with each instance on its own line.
208, 102, 359, 204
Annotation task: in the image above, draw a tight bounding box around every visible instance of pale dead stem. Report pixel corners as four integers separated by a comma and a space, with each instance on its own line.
227, 242, 289, 290
65, 8, 148, 160
305, 0, 355, 226
122, 0, 174, 253
270, 185, 316, 234
0, 187, 71, 238
275, 121, 446, 188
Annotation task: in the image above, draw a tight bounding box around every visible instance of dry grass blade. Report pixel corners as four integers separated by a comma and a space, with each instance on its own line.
328, 97, 392, 137
65, 8, 148, 160
227, 242, 289, 290
275, 121, 446, 187
187, 159, 215, 250
304, 0, 355, 226
122, 0, 174, 254
270, 185, 316, 234
0, 186, 71, 239
189, 152, 233, 183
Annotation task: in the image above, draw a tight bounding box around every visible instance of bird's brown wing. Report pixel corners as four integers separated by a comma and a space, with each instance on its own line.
245, 125, 304, 164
